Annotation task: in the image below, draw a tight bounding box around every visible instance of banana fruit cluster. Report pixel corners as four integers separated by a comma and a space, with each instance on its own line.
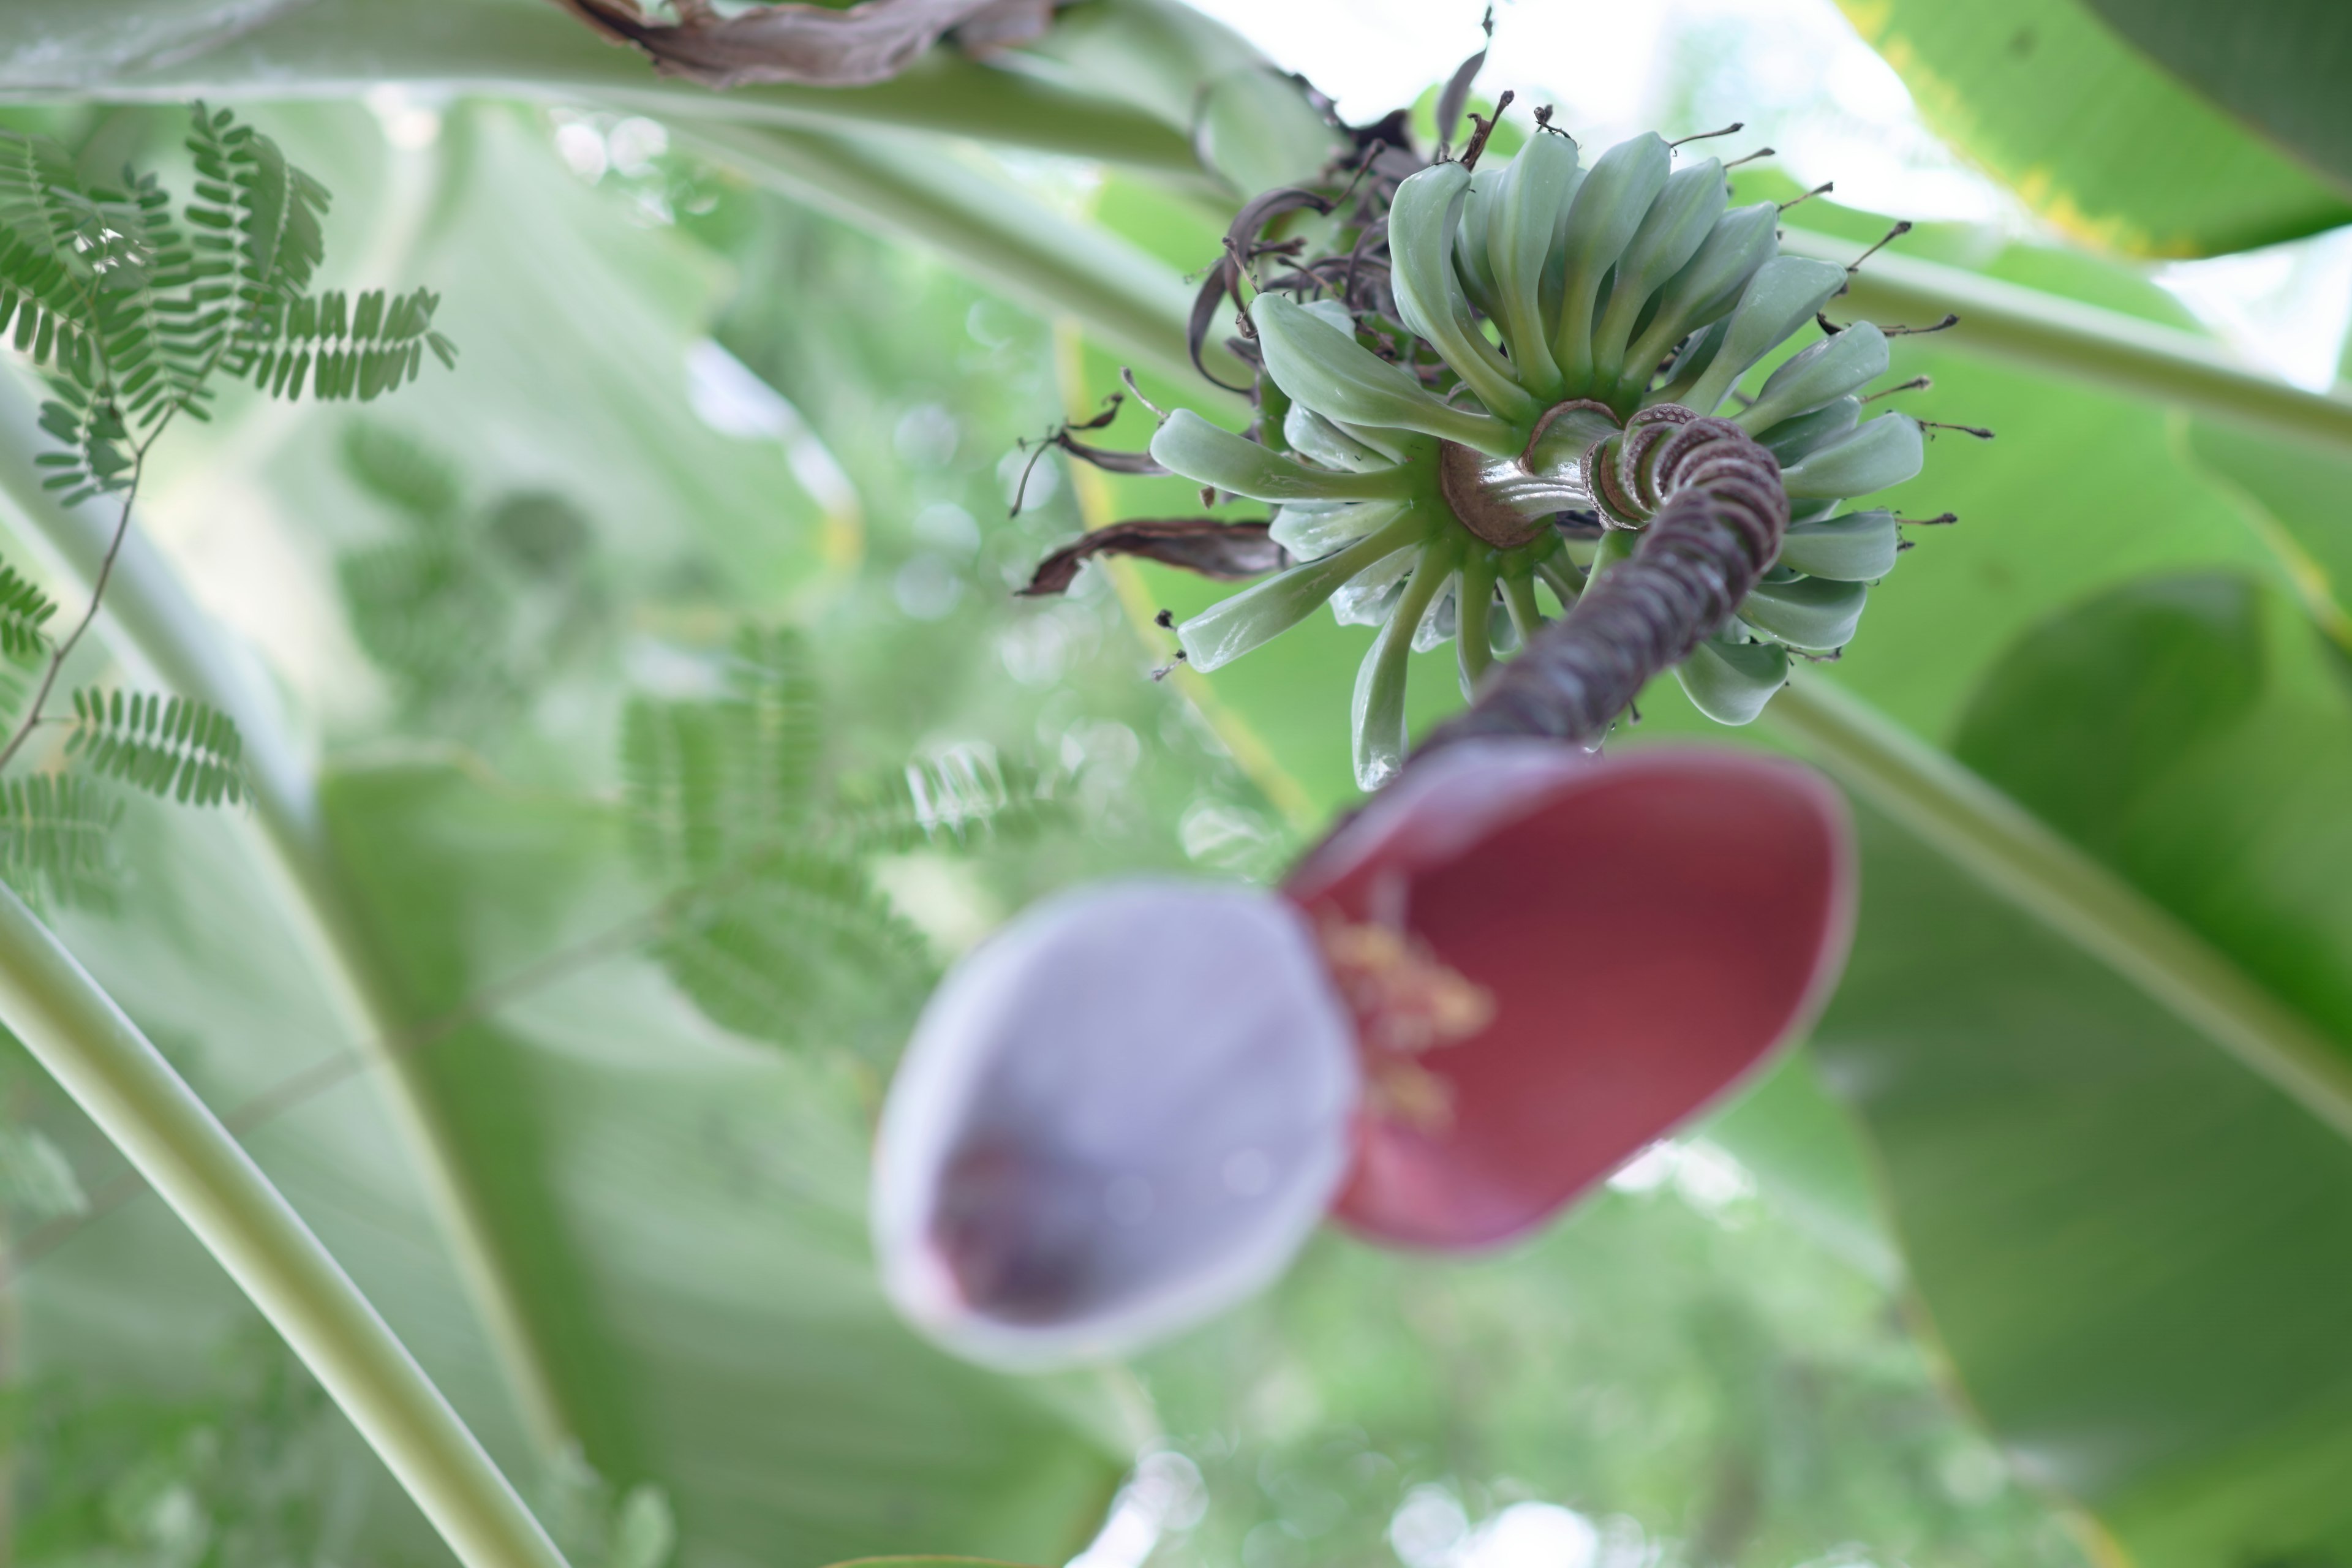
1148, 128, 1927, 788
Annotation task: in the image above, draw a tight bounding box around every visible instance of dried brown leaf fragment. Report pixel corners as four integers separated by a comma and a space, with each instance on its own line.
551, 0, 1072, 89
1017, 519, 1287, 598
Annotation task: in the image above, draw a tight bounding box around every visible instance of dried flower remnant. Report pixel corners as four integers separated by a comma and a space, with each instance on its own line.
1016, 518, 1289, 598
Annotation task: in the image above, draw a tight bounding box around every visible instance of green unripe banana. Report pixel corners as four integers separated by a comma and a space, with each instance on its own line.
1389, 163, 1536, 423
1757, 396, 1861, 466
1330, 541, 1415, 626
1152, 409, 1420, 502
1590, 160, 1727, 391
1551, 132, 1672, 395
1251, 293, 1512, 454
1680, 257, 1850, 413
1484, 131, 1580, 401
1740, 573, 1869, 650
1179, 507, 1430, 672
1456, 165, 1503, 321
1738, 322, 1890, 433
1352, 536, 1461, 788
1586, 525, 1641, 588
1779, 412, 1924, 499
1269, 497, 1409, 557
1675, 635, 1790, 724
1283, 403, 1392, 472
1652, 318, 1730, 407
1775, 510, 1898, 581
1616, 203, 1779, 404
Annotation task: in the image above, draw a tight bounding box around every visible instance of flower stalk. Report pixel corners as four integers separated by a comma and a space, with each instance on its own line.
1427, 412, 1790, 755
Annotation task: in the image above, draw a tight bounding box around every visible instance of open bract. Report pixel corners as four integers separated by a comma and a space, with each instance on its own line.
872, 881, 1360, 1369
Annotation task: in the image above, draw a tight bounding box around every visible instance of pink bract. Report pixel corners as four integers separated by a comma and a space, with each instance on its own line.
1284, 739, 1856, 1251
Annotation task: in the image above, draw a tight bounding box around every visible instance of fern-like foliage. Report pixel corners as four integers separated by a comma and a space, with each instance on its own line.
236, 287, 458, 403
334, 427, 606, 736
0, 102, 454, 919
622, 627, 821, 881
619, 627, 1071, 1055
0, 132, 137, 383
340, 535, 517, 720
0, 563, 56, 665
64, 689, 245, 807
343, 421, 464, 525
0, 773, 124, 913
187, 105, 454, 402
654, 850, 932, 1055
185, 101, 327, 314
830, 747, 1065, 855
1, 135, 194, 500
0, 103, 453, 507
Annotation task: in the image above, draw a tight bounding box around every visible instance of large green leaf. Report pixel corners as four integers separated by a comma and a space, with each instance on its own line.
1834, 0, 2352, 255
1813, 573, 2352, 1567
2078, 0, 2352, 197
2177, 416, 2352, 650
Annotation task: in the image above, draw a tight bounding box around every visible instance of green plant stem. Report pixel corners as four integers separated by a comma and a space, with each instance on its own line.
1771, 673, 2352, 1140
1783, 225, 2352, 452
0, 382, 576, 1458
0, 881, 570, 1568
670, 118, 1246, 396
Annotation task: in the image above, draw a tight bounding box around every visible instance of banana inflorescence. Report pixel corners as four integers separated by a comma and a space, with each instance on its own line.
1145, 124, 1929, 788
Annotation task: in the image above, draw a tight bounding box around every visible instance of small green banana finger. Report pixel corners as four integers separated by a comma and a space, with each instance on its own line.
1389, 162, 1537, 423
1180, 507, 1431, 671
1675, 635, 1790, 724
1757, 396, 1861, 466
1152, 409, 1420, 502
1551, 132, 1673, 396
1619, 202, 1779, 405
1737, 322, 1891, 433
1269, 497, 1409, 558
1351, 537, 1460, 789
1740, 573, 1868, 650
1484, 132, 1581, 401
1457, 165, 1503, 320
1775, 510, 1898, 581
1679, 257, 1850, 414
1591, 160, 1727, 391
1283, 404, 1393, 472
1252, 293, 1515, 454
1652, 318, 1730, 407
1779, 412, 1924, 500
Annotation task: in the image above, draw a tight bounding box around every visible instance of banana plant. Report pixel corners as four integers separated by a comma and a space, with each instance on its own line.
4, 3, 2352, 1567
